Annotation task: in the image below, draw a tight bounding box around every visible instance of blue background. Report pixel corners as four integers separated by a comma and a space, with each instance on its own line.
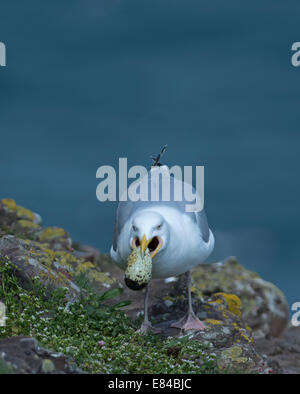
0, 1, 299, 306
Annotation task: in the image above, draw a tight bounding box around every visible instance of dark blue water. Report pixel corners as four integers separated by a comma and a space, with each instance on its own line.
1, 1, 300, 306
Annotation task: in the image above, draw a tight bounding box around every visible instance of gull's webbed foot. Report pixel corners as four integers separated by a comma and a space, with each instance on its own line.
170, 310, 206, 332
136, 320, 162, 335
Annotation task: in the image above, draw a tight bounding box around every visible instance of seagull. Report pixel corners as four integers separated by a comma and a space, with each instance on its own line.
110, 148, 214, 333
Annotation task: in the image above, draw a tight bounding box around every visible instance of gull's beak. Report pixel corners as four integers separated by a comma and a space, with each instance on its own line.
140, 234, 150, 254
151, 242, 162, 259
139, 234, 163, 259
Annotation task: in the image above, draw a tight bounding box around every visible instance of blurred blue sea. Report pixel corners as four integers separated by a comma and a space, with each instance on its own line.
0, 1, 299, 306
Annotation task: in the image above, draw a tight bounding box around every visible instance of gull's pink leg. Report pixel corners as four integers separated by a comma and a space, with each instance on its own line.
137, 285, 161, 334
171, 271, 206, 331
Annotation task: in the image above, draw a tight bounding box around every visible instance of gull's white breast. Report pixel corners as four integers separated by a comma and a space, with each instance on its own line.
111, 205, 214, 279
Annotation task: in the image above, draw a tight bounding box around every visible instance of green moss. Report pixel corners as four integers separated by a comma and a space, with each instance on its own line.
0, 256, 218, 374
0, 359, 13, 374
0, 224, 14, 235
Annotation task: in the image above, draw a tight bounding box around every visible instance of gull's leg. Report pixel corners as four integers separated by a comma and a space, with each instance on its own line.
170, 271, 205, 331
136, 285, 161, 334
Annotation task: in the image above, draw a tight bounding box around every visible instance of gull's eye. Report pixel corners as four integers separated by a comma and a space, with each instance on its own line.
156, 224, 162, 230
132, 225, 137, 231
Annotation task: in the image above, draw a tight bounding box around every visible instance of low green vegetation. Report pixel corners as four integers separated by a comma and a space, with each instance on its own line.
0, 359, 12, 374
0, 256, 217, 373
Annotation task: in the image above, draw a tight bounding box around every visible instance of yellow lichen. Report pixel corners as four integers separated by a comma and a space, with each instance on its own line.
190, 285, 203, 298
44, 248, 55, 260
208, 298, 222, 304
15, 205, 35, 221
1, 198, 35, 220
214, 293, 242, 317
18, 220, 40, 229
38, 227, 67, 242
163, 296, 174, 302
221, 346, 247, 364
75, 262, 95, 274
232, 322, 253, 343
239, 331, 253, 343
87, 270, 115, 285
24, 242, 71, 269
1, 198, 17, 212
205, 319, 222, 325
27, 249, 53, 268
38, 268, 66, 286
54, 251, 81, 268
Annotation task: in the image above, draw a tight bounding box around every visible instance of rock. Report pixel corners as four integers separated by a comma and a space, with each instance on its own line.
72, 243, 101, 263
0, 199, 42, 237
0, 199, 71, 252
33, 212, 42, 225
0, 235, 80, 299
0, 235, 120, 300
185, 257, 289, 339
37, 227, 72, 251
0, 336, 83, 374
0, 198, 121, 298
41, 359, 55, 373
256, 326, 300, 374
153, 292, 264, 373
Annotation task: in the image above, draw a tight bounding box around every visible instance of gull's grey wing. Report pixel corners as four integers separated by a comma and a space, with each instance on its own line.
112, 211, 119, 251
194, 209, 210, 243
112, 167, 209, 250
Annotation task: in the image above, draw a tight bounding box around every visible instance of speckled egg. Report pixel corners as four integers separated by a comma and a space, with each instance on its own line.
124, 247, 152, 290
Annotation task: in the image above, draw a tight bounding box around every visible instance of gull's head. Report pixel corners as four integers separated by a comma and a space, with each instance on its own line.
130, 211, 168, 258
